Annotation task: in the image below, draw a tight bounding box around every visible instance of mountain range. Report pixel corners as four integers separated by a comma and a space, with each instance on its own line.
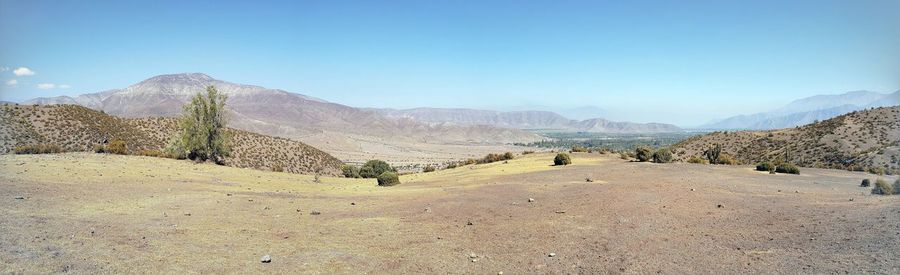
700, 90, 900, 130
374, 108, 682, 133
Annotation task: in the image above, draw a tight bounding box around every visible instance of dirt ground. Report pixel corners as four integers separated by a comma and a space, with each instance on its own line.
1, 152, 898, 274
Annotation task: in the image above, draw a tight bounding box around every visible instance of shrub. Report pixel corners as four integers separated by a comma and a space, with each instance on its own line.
423, 165, 436, 173
756, 162, 775, 172
93, 144, 106, 153
860, 179, 871, 187
716, 154, 738, 165
522, 150, 535, 155
360, 160, 394, 178
894, 179, 900, 195
634, 146, 652, 162
137, 149, 163, 157
14, 144, 63, 154
554, 153, 572, 166
571, 145, 588, 153
106, 140, 128, 155
652, 148, 673, 163
687, 156, 708, 164
465, 158, 478, 165
341, 165, 360, 178
272, 165, 284, 172
704, 144, 722, 164
446, 162, 458, 169
775, 163, 800, 174
174, 86, 231, 163
502, 152, 515, 160
871, 179, 893, 195
377, 171, 401, 186
619, 152, 629, 160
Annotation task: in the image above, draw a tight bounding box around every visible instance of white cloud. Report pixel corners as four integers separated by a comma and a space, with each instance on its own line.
59, 84, 71, 89
5, 79, 16, 86
13, 67, 35, 76
37, 83, 56, 89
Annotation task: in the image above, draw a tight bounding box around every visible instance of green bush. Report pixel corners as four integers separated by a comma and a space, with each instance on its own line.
872, 179, 893, 195
571, 145, 588, 153
377, 171, 401, 186
634, 146, 652, 162
652, 148, 673, 163
775, 163, 800, 174
106, 140, 128, 155
422, 165, 436, 173
359, 160, 394, 178
860, 179, 871, 187
341, 165, 360, 178
502, 152, 515, 160
554, 153, 572, 166
174, 86, 231, 163
756, 162, 775, 172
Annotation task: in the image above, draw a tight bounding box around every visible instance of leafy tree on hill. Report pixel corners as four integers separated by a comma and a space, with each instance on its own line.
635, 146, 653, 162
171, 86, 231, 163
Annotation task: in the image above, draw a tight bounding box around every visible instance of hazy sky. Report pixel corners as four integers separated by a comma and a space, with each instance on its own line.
1, 0, 898, 126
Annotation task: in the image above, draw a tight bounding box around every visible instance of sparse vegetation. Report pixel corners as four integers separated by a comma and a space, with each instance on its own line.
652, 148, 673, 163
360, 160, 395, 178
871, 179, 893, 195
716, 154, 739, 165
106, 140, 128, 155
377, 171, 401, 186
635, 146, 653, 162
422, 165, 436, 173
687, 156, 709, 164
13, 144, 63, 154
172, 86, 231, 163
571, 145, 588, 153
703, 144, 722, 164
860, 179, 871, 187
775, 163, 800, 175
554, 153, 572, 166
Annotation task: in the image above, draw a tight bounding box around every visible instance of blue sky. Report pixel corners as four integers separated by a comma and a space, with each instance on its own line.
1, 0, 897, 126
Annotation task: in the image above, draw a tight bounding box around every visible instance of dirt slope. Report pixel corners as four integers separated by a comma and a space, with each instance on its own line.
0, 104, 342, 175
673, 106, 900, 173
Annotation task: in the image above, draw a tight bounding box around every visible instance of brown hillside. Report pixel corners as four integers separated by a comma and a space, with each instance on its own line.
672, 106, 900, 173
0, 104, 342, 175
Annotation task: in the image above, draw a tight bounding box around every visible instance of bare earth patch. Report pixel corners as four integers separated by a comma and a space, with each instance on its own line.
1, 152, 898, 273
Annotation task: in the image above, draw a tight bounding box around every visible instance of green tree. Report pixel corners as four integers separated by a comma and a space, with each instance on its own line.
652, 148, 673, 163
704, 144, 722, 164
173, 86, 231, 163
360, 160, 395, 178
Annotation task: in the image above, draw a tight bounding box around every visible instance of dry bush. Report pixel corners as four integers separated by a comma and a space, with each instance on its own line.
14, 144, 63, 154
107, 140, 128, 155
377, 172, 401, 186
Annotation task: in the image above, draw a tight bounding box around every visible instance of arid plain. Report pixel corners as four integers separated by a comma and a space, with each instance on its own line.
2, 152, 897, 274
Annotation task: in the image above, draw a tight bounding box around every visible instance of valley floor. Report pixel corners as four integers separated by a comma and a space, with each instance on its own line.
1, 153, 898, 274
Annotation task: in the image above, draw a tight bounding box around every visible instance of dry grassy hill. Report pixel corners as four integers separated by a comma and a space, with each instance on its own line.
0, 104, 343, 175
672, 106, 900, 173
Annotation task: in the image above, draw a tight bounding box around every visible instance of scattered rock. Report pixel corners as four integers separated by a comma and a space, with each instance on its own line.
548, 252, 556, 257
424, 208, 431, 213
528, 198, 535, 203
690, 188, 695, 191
310, 211, 321, 215
555, 211, 566, 214
498, 272, 504, 275
849, 198, 854, 201
260, 255, 272, 263
472, 259, 478, 262
226, 193, 232, 196
466, 221, 474, 226
184, 213, 191, 216
795, 191, 800, 193
14, 196, 24, 200
585, 178, 593, 182
717, 204, 724, 208
350, 202, 356, 206
469, 253, 478, 258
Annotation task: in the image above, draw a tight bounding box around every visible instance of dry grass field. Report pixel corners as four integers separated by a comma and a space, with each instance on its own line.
1, 152, 898, 274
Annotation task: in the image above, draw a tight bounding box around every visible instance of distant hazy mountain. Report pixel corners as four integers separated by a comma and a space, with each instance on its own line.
22, 73, 544, 162
375, 107, 682, 133
701, 90, 900, 130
